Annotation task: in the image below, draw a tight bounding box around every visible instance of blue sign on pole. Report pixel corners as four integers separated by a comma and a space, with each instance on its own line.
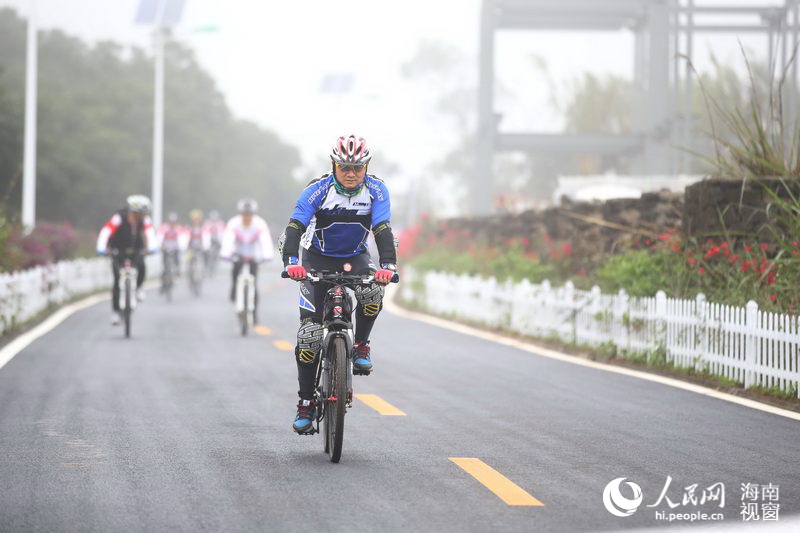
320, 73, 355, 94
135, 0, 186, 27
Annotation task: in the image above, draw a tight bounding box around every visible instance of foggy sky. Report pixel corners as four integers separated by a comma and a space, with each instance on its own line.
0, 0, 785, 190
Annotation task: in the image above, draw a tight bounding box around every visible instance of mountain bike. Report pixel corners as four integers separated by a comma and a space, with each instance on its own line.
235, 258, 257, 336
282, 269, 399, 463
160, 250, 177, 302
187, 245, 204, 297
205, 240, 221, 277
113, 248, 141, 338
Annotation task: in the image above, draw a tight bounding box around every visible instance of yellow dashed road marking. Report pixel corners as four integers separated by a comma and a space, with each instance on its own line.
449, 458, 545, 506
355, 394, 407, 416
254, 325, 272, 336
273, 340, 294, 351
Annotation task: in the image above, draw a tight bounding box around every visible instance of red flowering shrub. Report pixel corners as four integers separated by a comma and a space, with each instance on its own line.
0, 221, 83, 272
399, 213, 799, 311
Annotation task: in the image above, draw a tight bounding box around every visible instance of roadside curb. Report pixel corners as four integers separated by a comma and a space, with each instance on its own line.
0, 292, 108, 371
0, 279, 159, 372
384, 286, 800, 423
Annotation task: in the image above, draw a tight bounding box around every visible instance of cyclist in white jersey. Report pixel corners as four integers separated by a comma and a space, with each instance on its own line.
220, 199, 275, 307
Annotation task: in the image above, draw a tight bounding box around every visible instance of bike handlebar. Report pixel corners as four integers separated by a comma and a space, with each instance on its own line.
110, 248, 145, 258
224, 255, 260, 264
281, 270, 400, 284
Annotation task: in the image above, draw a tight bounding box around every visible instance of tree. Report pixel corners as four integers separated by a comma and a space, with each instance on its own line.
0, 8, 301, 232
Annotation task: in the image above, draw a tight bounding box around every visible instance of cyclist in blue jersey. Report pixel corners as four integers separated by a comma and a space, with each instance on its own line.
281, 134, 397, 434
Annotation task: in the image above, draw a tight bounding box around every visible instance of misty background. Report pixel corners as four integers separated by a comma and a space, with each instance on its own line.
0, 0, 786, 231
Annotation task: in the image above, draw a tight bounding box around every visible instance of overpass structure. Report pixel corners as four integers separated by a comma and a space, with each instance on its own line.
475, 0, 800, 212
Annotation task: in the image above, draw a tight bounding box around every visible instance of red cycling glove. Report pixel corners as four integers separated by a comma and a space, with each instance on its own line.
374, 269, 394, 284
286, 265, 307, 280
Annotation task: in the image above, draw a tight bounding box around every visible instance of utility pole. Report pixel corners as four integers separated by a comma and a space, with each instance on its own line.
150, 0, 168, 227
22, 0, 38, 229
151, 12, 166, 227
137, 0, 185, 226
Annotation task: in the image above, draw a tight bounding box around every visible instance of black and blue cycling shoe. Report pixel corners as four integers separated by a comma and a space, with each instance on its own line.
352, 341, 373, 375
292, 400, 317, 434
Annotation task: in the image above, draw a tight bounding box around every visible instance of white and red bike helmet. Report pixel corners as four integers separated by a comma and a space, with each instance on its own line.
330, 134, 372, 166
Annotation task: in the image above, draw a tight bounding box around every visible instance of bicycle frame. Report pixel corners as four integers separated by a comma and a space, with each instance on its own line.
206, 241, 221, 276
187, 247, 204, 295
161, 250, 177, 300
318, 283, 356, 409
113, 249, 142, 338
284, 271, 399, 442
283, 268, 399, 461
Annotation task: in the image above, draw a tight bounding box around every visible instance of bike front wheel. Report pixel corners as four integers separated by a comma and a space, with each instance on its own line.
325, 336, 348, 463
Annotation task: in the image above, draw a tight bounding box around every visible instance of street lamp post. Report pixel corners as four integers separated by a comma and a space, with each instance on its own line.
22, 0, 38, 229
136, 0, 185, 227
151, 20, 166, 227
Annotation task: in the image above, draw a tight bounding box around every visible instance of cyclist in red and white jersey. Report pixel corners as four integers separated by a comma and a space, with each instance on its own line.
203, 210, 226, 247
157, 212, 186, 275
187, 209, 211, 253
96, 195, 157, 325
220, 199, 275, 305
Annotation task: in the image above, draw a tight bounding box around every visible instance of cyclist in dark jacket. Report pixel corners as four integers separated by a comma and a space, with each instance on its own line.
96, 195, 156, 325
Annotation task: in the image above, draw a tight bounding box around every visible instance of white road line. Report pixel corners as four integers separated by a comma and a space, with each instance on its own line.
0, 293, 108, 371
384, 286, 800, 422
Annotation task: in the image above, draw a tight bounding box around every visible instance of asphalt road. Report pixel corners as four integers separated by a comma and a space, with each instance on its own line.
1, 264, 798, 532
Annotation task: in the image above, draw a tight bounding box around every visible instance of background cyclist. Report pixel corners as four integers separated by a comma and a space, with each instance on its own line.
220, 199, 275, 316
96, 195, 156, 325
158, 212, 185, 279
187, 209, 211, 255
203, 209, 226, 272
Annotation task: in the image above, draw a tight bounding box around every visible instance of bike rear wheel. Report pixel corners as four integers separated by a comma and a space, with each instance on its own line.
324, 336, 347, 463
240, 286, 249, 336
190, 256, 202, 296
124, 278, 131, 338
162, 270, 173, 301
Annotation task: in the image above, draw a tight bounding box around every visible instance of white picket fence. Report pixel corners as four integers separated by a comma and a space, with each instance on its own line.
401, 268, 800, 397
0, 255, 161, 337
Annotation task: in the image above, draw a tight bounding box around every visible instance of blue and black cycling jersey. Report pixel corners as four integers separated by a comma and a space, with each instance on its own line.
282, 174, 396, 266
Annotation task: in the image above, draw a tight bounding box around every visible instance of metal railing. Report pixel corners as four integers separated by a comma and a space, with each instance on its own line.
402, 268, 800, 397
